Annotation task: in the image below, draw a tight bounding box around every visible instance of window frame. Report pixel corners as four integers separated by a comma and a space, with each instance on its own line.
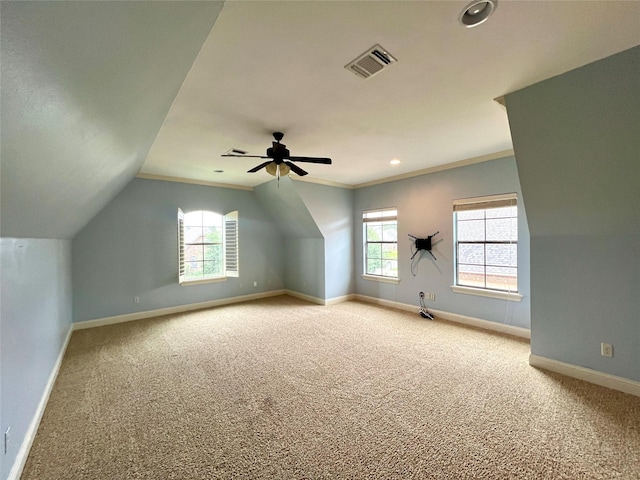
178, 209, 238, 285
362, 207, 399, 283
452, 194, 522, 301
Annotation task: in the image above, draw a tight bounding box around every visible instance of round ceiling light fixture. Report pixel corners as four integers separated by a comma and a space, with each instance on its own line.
459, 0, 497, 28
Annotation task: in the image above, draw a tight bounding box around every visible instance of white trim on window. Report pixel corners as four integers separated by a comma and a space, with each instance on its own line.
451, 285, 522, 301
363, 207, 399, 279
178, 209, 239, 285
224, 210, 239, 277
362, 274, 401, 284
178, 208, 185, 284
453, 192, 517, 209
453, 193, 518, 294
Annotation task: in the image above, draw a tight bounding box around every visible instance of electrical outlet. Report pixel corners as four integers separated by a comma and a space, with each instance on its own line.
4, 426, 10, 454
428, 293, 436, 301
253, 281, 257, 287
601, 343, 613, 357
133, 296, 140, 304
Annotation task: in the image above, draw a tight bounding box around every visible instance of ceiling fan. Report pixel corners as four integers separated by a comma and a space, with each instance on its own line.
222, 132, 332, 177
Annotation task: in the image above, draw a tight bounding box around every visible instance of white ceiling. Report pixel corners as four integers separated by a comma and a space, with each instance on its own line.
140, 0, 640, 189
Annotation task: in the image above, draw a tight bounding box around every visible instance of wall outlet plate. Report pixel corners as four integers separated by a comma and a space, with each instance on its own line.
601, 343, 613, 357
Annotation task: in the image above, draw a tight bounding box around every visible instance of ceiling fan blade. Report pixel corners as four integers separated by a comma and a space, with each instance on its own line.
288, 156, 332, 165
247, 161, 273, 173
285, 161, 308, 176
222, 154, 270, 158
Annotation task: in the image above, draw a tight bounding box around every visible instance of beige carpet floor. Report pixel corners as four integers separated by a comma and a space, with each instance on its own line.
22, 296, 640, 479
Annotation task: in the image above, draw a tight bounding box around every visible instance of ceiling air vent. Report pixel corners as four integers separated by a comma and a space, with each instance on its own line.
345, 44, 397, 79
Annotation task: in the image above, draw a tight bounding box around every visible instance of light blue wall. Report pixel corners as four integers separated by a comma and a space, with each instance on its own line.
295, 182, 355, 300
72, 178, 286, 322
506, 46, 639, 381
254, 178, 326, 299
1, 238, 72, 480
283, 238, 326, 299
354, 156, 531, 329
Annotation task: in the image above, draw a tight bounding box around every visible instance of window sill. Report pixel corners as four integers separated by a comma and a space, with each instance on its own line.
362, 274, 400, 285
180, 277, 228, 286
451, 285, 522, 302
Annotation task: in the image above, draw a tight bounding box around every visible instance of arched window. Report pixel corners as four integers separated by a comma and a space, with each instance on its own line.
178, 209, 238, 284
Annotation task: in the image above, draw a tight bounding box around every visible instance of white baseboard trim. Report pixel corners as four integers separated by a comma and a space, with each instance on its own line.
429, 308, 530, 339
283, 290, 325, 305
283, 290, 355, 306
354, 294, 530, 340
529, 354, 640, 397
73, 290, 287, 330
354, 294, 418, 314
74, 291, 357, 331
325, 294, 357, 306
8, 325, 73, 480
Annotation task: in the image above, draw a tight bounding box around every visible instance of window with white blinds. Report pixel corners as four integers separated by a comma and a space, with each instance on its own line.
453, 194, 517, 292
178, 209, 239, 284
363, 208, 398, 279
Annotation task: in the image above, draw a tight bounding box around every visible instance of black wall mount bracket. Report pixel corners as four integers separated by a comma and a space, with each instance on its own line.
409, 231, 439, 260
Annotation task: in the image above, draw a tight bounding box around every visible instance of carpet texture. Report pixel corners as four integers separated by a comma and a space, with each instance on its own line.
22, 296, 640, 479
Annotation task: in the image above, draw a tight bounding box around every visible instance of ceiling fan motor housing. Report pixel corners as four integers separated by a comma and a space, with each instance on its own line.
267, 142, 289, 163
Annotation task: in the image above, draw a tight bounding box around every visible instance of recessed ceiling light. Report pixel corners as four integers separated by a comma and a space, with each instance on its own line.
459, 0, 497, 28
390, 159, 401, 165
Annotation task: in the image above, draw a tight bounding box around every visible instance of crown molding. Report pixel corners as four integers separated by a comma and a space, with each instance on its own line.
353, 149, 515, 189
136, 149, 514, 191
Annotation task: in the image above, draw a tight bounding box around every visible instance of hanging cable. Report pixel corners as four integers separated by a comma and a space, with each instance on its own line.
419, 291, 433, 319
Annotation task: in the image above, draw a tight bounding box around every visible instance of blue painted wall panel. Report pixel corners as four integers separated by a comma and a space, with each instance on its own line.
506, 46, 640, 380
353, 156, 531, 329
72, 178, 285, 322
1, 238, 72, 480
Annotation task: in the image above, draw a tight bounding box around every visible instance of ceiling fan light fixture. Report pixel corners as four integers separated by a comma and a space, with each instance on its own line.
265, 162, 278, 176
459, 0, 497, 28
279, 163, 291, 176
265, 162, 291, 177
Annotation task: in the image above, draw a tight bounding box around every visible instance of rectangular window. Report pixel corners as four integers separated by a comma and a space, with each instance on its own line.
454, 194, 517, 292
363, 208, 398, 279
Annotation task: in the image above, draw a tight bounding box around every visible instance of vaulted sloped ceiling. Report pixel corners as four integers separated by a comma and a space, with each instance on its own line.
253, 178, 323, 239
0, 1, 223, 239
3, 1, 639, 239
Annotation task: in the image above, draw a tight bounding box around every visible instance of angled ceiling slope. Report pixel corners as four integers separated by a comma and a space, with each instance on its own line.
0, 1, 224, 239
